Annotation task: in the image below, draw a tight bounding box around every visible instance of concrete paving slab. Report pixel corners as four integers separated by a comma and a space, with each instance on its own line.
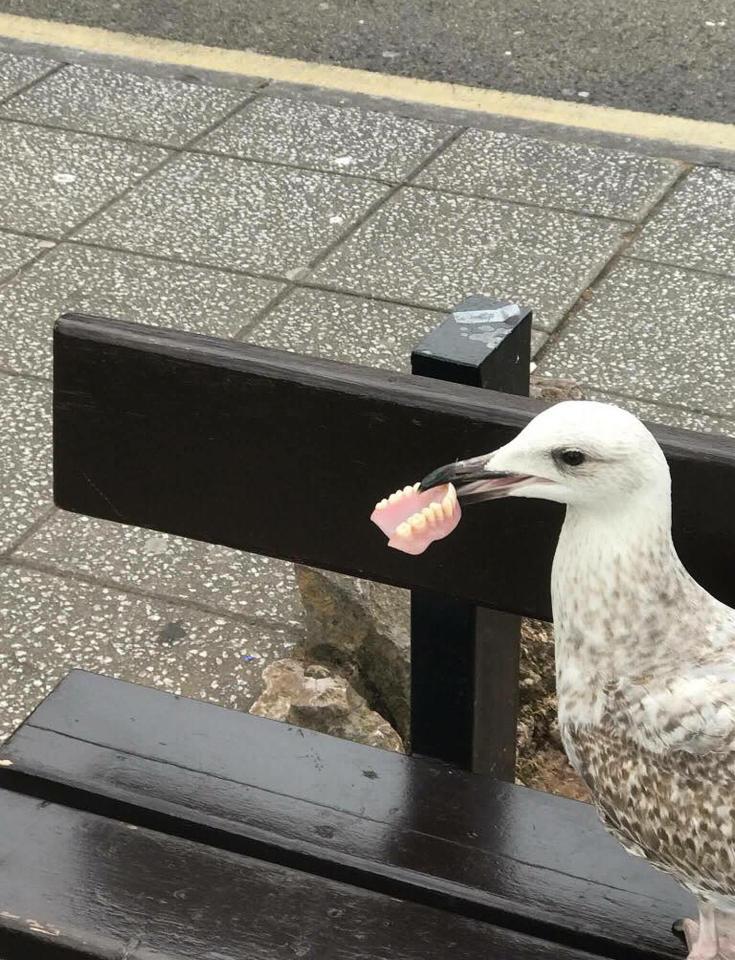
313, 186, 625, 330
0, 243, 283, 378
1, 62, 255, 146
0, 563, 300, 743
630, 167, 735, 277
199, 94, 454, 180
537, 259, 735, 417
0, 51, 55, 100
78, 152, 389, 274
415, 128, 681, 219
244, 286, 441, 371
16, 513, 304, 625
584, 388, 735, 438
0, 120, 168, 237
0, 375, 51, 553
0, 229, 47, 282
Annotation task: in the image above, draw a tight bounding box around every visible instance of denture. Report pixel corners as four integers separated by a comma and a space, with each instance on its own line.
370, 482, 461, 555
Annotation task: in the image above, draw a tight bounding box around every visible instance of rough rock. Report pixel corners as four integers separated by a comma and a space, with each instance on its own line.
294, 566, 411, 739
250, 659, 404, 753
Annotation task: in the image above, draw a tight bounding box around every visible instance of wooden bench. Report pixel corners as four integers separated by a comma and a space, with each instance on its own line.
2, 305, 734, 959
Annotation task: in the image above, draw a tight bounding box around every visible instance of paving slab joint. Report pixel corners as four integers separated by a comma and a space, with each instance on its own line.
0, 55, 62, 107
0, 79, 272, 307
0, 505, 57, 560
2, 553, 304, 633
237, 125, 466, 339
535, 163, 693, 363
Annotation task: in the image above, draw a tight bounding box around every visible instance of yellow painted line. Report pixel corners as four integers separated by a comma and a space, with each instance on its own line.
1, 12, 734, 152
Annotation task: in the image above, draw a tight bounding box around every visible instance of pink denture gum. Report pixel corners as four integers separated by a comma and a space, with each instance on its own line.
370, 482, 461, 555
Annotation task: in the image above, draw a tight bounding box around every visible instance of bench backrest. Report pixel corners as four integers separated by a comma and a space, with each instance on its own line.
54, 313, 735, 621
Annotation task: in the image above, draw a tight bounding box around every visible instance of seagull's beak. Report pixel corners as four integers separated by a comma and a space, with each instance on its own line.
419, 453, 537, 504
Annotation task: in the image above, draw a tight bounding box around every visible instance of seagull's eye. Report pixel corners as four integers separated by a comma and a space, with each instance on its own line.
559, 449, 586, 467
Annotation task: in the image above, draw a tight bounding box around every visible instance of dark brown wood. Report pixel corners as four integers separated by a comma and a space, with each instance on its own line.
409, 550, 522, 776
472, 605, 522, 774
53, 314, 735, 622
0, 672, 690, 960
411, 295, 529, 776
0, 786, 602, 960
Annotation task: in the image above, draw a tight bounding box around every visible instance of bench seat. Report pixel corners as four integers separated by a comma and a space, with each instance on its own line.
0, 671, 690, 960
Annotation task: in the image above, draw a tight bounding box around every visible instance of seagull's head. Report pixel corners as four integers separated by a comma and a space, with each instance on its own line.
420, 400, 670, 511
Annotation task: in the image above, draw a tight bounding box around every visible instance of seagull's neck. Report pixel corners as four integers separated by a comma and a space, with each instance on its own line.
551, 490, 723, 726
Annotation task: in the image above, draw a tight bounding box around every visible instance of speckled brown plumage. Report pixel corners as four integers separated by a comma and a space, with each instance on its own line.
570, 716, 735, 899
552, 504, 735, 910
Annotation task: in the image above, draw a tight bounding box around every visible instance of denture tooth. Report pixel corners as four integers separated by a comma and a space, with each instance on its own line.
413, 482, 420, 491
403, 485, 414, 496
431, 502, 444, 522
389, 491, 401, 504
396, 521, 412, 538
410, 512, 427, 532
376, 498, 389, 510
422, 506, 435, 525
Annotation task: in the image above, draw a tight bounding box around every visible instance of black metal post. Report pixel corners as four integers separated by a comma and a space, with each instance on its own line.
410, 294, 532, 778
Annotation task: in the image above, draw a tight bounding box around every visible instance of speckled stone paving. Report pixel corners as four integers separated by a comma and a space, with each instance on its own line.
0, 243, 283, 378
537, 259, 735, 419
244, 287, 441, 371
531, 330, 548, 357
0, 53, 56, 100
415, 129, 682, 220
16, 513, 304, 625
0, 229, 47, 283
78, 152, 389, 275
0, 375, 51, 553
0, 120, 168, 237
630, 167, 735, 277
0, 564, 300, 744
313, 187, 626, 330
1, 63, 257, 146
0, 47, 733, 742
199, 94, 455, 180
582, 389, 735, 438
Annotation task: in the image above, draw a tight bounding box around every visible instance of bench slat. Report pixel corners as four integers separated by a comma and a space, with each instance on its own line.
54, 314, 735, 620
0, 787, 601, 960
1, 672, 689, 960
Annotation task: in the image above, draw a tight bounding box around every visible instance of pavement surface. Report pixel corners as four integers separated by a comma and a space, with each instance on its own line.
0, 45, 734, 742
0, 0, 732, 122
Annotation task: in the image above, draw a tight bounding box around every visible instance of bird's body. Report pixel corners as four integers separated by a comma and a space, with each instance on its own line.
552, 504, 735, 913
397, 400, 735, 959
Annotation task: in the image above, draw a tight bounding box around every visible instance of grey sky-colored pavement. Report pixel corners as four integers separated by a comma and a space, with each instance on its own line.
0, 48, 734, 744
0, 0, 732, 122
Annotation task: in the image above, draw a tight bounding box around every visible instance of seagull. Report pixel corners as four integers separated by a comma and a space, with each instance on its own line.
372, 400, 735, 960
